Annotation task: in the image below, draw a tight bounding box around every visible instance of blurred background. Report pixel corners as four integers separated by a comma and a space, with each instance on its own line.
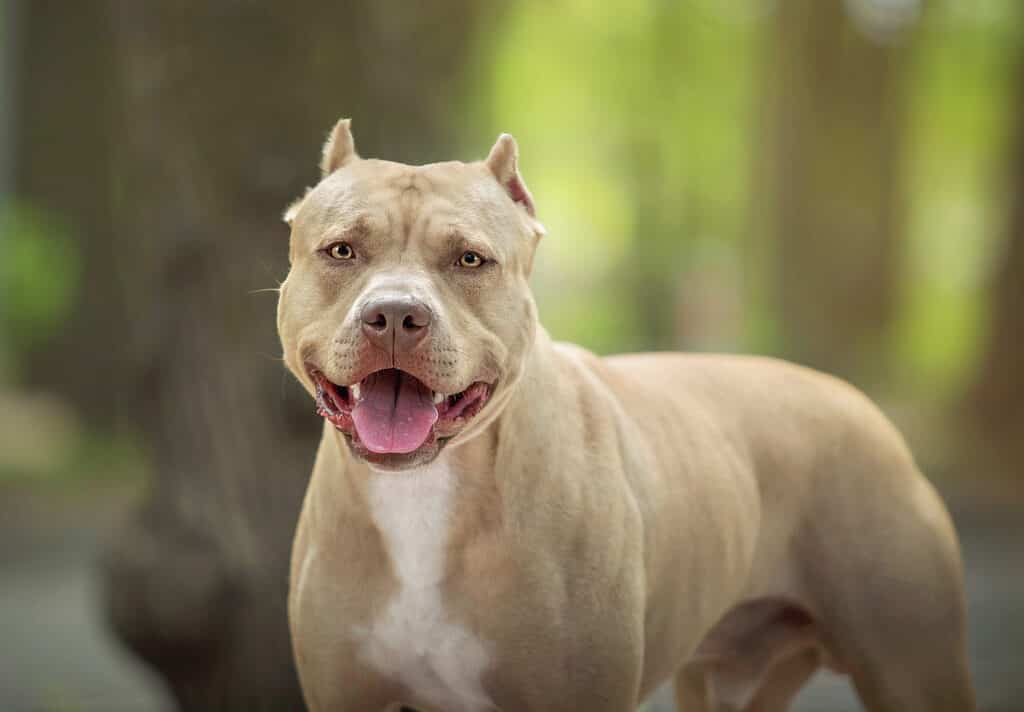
0, 1, 1021, 710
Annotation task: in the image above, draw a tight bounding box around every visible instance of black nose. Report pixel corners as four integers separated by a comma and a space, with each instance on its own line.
360, 296, 432, 353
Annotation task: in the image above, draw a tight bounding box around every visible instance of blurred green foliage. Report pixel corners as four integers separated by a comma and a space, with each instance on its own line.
3, 0, 1023, 483
897, 1, 1022, 396
478, 1, 757, 353
0, 200, 80, 378
469, 0, 1020, 408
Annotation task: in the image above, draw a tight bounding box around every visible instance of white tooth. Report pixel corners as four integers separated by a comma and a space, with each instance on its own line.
433, 392, 445, 405
351, 383, 361, 401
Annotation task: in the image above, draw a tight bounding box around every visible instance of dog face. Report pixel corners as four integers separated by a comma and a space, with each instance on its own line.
277, 120, 545, 470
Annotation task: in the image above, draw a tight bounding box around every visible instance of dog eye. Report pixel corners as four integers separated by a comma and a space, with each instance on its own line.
327, 242, 354, 260
458, 251, 484, 268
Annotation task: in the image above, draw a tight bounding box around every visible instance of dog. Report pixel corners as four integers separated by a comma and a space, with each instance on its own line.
277, 118, 975, 711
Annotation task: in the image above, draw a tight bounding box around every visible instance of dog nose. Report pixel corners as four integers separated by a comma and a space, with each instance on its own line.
360, 296, 432, 352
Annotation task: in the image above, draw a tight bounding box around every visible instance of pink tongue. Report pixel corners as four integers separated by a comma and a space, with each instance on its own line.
352, 370, 439, 454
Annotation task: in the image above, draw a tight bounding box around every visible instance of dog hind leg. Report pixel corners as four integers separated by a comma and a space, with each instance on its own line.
803, 480, 976, 711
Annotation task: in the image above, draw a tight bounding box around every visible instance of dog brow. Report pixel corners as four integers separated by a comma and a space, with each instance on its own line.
325, 214, 372, 242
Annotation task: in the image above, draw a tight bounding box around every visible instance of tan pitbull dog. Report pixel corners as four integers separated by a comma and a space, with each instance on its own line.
277, 119, 974, 712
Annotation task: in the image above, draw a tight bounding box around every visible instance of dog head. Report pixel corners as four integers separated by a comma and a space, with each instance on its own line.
277, 119, 545, 470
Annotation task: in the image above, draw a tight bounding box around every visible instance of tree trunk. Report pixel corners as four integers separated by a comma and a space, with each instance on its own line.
757, 0, 912, 384
963, 48, 1024, 485
9, 0, 124, 417
97, 2, 489, 708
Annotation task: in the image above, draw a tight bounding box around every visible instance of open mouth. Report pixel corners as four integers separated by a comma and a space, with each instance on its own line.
310, 367, 492, 458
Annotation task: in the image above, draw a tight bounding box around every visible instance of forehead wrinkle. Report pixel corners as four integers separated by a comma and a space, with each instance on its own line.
383, 204, 397, 244
411, 167, 438, 192
396, 184, 426, 251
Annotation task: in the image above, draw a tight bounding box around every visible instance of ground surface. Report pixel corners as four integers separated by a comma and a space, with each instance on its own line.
1, 487, 1021, 712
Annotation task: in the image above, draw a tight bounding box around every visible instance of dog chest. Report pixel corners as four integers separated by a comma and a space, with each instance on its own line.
354, 461, 494, 712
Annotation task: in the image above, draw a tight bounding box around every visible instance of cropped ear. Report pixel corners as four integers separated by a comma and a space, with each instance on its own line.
485, 133, 537, 219
320, 117, 358, 177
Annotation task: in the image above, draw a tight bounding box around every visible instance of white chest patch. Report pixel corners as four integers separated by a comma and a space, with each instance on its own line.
354, 458, 494, 712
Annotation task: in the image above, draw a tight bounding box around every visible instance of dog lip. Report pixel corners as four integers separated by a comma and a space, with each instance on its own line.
310, 369, 354, 425
306, 363, 495, 457
305, 362, 492, 405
